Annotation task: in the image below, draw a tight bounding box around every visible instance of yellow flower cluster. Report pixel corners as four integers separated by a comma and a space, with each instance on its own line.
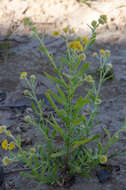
68, 41, 83, 51
62, 26, 69, 33
20, 72, 27, 80
83, 36, 89, 44
100, 49, 111, 58
100, 49, 105, 54
1, 139, 15, 151
52, 30, 59, 37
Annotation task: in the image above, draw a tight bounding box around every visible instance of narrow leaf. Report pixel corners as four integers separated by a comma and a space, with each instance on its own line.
72, 115, 86, 127
45, 73, 66, 88
48, 90, 65, 105
73, 135, 100, 149
57, 85, 66, 103
47, 115, 65, 138
72, 96, 90, 119
51, 150, 66, 158
46, 92, 57, 111
77, 62, 90, 76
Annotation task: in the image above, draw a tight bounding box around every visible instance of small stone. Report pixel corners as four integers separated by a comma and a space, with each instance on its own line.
96, 168, 111, 183
21, 137, 32, 146
26, 107, 33, 113
16, 127, 21, 133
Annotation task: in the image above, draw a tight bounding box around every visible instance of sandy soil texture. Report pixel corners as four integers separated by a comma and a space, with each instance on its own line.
0, 0, 126, 190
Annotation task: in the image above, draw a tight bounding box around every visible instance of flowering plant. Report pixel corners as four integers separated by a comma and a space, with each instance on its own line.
1, 15, 126, 185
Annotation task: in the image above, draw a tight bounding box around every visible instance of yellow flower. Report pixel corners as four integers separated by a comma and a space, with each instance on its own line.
70, 28, 75, 33
20, 72, 27, 80
85, 75, 94, 83
8, 141, 15, 150
100, 49, 105, 54
1, 139, 8, 150
79, 53, 86, 61
99, 155, 108, 164
68, 41, 83, 51
5, 130, 12, 137
52, 30, 59, 37
83, 36, 89, 44
62, 26, 69, 33
2, 156, 12, 166
0, 125, 7, 134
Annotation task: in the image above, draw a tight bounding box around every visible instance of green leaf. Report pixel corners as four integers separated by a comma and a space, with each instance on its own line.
76, 62, 90, 77
56, 109, 68, 121
57, 85, 66, 103
63, 73, 73, 79
72, 135, 100, 149
59, 56, 67, 64
17, 136, 21, 147
73, 56, 81, 70
72, 96, 90, 119
98, 142, 103, 155
48, 90, 65, 105
103, 128, 111, 140
51, 150, 66, 158
46, 92, 57, 111
47, 115, 65, 139
45, 73, 66, 88
72, 115, 86, 127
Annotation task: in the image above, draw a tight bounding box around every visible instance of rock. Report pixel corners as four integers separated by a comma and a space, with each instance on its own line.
96, 168, 111, 183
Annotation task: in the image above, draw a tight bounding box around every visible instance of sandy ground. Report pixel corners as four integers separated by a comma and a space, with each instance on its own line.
0, 0, 126, 41
0, 0, 126, 190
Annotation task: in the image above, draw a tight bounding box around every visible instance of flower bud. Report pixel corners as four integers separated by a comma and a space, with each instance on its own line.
24, 89, 29, 96
30, 147, 36, 155
30, 74, 36, 81
24, 115, 31, 122
99, 155, 108, 164
106, 63, 112, 70
2, 156, 12, 166
0, 125, 7, 134
79, 53, 86, 61
91, 20, 97, 28
85, 75, 94, 83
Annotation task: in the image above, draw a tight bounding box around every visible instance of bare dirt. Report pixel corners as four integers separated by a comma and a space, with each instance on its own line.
0, 0, 126, 189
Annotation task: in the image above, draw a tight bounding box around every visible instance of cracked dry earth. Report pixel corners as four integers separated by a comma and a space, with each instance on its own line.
0, 0, 126, 189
